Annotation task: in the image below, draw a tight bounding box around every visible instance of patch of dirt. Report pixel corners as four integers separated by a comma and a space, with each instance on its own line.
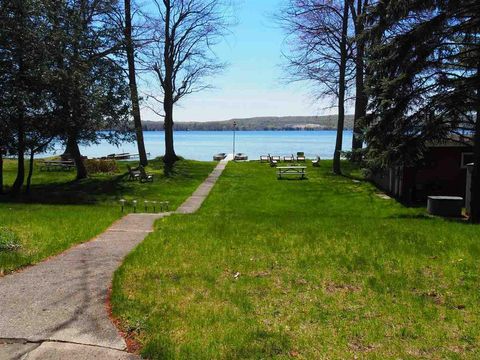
251, 271, 270, 278
417, 289, 445, 305
348, 339, 376, 353
294, 278, 308, 286
325, 282, 361, 294
106, 286, 142, 354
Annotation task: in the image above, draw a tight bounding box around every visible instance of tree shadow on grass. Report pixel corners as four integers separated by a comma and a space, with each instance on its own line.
277, 177, 309, 181
387, 213, 434, 220
0, 173, 131, 205
0, 159, 207, 206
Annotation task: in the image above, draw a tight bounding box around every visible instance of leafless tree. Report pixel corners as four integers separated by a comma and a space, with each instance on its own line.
349, 0, 370, 160
124, 0, 149, 166
148, 0, 232, 167
280, 0, 355, 174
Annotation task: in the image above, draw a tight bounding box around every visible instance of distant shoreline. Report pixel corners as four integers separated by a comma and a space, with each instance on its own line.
142, 128, 350, 131
142, 115, 354, 132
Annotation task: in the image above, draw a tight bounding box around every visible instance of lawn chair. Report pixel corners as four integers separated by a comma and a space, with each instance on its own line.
270, 155, 281, 162
269, 157, 278, 167
260, 155, 269, 162
312, 156, 321, 167
284, 154, 294, 162
297, 152, 306, 162
127, 164, 141, 181
139, 165, 154, 183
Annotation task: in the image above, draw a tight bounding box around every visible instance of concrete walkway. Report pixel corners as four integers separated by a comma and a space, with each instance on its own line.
0, 159, 229, 359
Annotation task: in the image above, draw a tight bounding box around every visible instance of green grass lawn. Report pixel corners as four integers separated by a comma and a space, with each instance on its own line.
0, 158, 215, 274
112, 160, 480, 359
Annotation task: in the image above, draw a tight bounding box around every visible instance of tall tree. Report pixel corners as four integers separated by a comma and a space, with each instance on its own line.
46, 0, 132, 179
363, 0, 480, 220
0, 0, 52, 193
149, 0, 231, 168
124, 0, 148, 166
349, 0, 369, 159
280, 0, 355, 174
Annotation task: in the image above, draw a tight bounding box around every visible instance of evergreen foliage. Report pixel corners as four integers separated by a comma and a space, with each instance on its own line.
364, 0, 479, 167
363, 0, 480, 221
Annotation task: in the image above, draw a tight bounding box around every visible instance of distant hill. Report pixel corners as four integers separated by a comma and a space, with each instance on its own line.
142, 115, 354, 131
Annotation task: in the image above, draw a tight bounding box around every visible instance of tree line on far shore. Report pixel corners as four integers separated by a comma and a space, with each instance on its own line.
142, 116, 355, 131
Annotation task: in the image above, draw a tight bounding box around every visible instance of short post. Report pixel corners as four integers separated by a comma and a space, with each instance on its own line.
144, 200, 149, 212
120, 199, 126, 213
232, 120, 236, 159
132, 200, 137, 213
152, 201, 157, 213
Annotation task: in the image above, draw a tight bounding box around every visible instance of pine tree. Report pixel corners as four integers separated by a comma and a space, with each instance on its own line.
0, 0, 54, 194
363, 0, 480, 221
46, 0, 132, 180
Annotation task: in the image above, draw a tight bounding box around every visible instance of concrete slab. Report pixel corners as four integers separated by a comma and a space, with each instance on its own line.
0, 342, 40, 360
23, 342, 140, 360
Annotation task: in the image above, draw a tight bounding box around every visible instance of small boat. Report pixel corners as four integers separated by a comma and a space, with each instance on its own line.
213, 153, 227, 161
234, 153, 248, 161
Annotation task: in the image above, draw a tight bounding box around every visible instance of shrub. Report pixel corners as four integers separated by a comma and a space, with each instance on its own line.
0, 227, 21, 252
84, 159, 119, 174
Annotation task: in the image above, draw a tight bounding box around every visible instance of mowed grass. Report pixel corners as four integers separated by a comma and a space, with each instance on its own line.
112, 161, 480, 359
0, 158, 215, 274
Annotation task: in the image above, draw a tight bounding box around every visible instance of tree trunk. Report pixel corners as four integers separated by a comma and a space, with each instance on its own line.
68, 136, 88, 180
12, 122, 25, 194
163, 95, 178, 166
333, 2, 350, 175
25, 150, 34, 194
469, 61, 480, 223
62, 139, 75, 159
162, 1, 178, 168
125, 0, 148, 166
0, 149, 3, 195
351, 0, 367, 161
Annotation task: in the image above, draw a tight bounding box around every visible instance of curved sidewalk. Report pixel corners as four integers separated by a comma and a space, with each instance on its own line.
0, 159, 229, 359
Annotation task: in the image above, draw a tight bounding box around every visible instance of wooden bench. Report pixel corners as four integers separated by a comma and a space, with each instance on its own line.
277, 166, 307, 179
39, 160, 75, 171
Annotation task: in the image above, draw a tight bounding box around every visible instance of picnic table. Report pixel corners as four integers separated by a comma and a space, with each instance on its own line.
39, 160, 75, 171
277, 166, 307, 179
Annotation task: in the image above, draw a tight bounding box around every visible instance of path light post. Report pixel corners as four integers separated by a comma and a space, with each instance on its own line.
144, 200, 149, 212
232, 120, 236, 159
132, 200, 137, 213
120, 199, 126, 213
152, 200, 157, 213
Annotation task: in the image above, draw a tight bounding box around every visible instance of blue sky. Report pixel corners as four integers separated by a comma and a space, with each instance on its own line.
142, 0, 334, 122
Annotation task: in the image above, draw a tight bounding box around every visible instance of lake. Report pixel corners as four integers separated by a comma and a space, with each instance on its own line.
48, 130, 353, 161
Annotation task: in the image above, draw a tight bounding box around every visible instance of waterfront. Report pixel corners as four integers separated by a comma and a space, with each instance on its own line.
46, 130, 353, 161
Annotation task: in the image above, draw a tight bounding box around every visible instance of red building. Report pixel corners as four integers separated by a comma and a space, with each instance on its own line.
371, 143, 473, 204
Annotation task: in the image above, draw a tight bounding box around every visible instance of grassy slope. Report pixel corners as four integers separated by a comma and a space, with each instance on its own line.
112, 161, 480, 359
0, 159, 215, 274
